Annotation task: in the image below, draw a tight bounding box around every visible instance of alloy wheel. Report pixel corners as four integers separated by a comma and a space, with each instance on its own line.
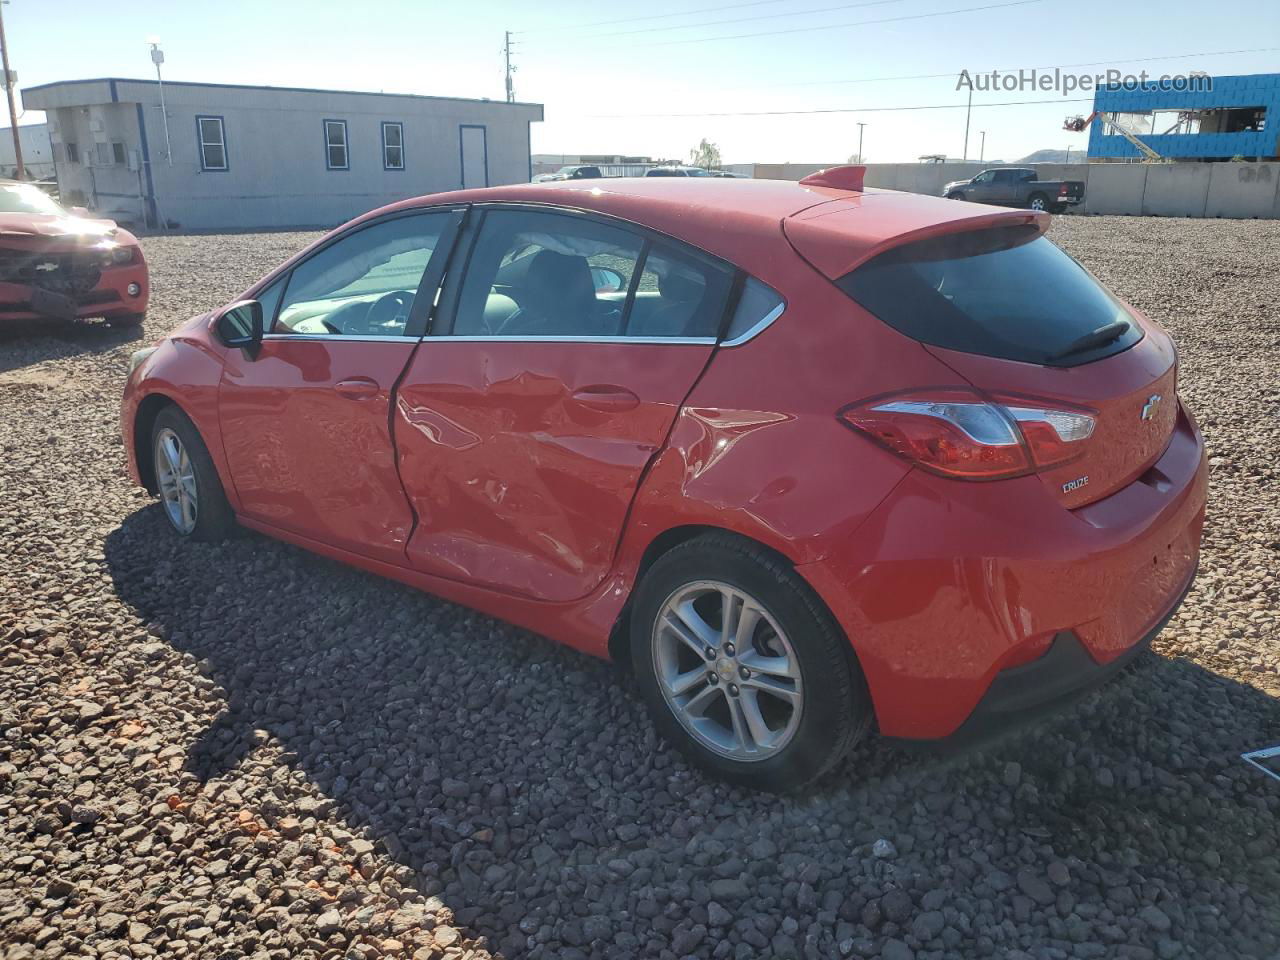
155, 427, 198, 535
651, 580, 803, 761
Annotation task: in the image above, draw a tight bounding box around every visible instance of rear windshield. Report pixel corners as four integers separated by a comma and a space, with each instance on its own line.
836, 225, 1142, 366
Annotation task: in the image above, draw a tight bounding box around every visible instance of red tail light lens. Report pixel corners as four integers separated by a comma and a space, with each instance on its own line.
839, 389, 1095, 480
1058, 184, 1069, 195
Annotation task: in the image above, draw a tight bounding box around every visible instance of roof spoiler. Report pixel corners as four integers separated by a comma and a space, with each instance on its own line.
798, 165, 865, 192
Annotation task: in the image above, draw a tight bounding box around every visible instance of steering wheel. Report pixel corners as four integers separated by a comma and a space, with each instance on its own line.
350, 290, 414, 335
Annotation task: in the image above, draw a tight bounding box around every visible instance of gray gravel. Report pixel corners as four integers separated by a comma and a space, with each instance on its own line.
2, 216, 1279, 960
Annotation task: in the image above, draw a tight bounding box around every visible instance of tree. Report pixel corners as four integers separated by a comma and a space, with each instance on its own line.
689, 138, 722, 170
847, 152, 866, 164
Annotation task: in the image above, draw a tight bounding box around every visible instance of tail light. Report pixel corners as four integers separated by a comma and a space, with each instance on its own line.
839, 389, 1095, 480
1059, 183, 1069, 196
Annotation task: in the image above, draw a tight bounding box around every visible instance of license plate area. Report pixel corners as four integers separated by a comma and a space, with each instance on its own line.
30, 286, 78, 321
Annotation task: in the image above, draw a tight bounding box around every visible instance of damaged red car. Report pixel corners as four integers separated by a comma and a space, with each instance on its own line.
0, 180, 148, 327
120, 169, 1206, 791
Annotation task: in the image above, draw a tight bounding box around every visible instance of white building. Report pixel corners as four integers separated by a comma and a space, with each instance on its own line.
23, 78, 543, 230
0, 123, 56, 180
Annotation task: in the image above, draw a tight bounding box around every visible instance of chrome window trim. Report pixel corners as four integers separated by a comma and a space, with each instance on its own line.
263, 333, 416, 343
436, 335, 718, 345
721, 301, 785, 348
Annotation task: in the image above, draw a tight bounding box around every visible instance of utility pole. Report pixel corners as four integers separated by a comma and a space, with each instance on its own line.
1065, 144, 1071, 164
962, 84, 972, 161
856, 122, 866, 163
0, 0, 25, 180
504, 31, 515, 103
148, 39, 172, 165
979, 131, 986, 162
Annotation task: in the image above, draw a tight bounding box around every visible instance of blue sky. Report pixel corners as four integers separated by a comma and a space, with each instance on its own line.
9, 0, 1279, 164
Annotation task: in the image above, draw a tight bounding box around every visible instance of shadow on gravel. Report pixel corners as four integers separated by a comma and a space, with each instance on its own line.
0, 319, 144, 375
104, 506, 1280, 959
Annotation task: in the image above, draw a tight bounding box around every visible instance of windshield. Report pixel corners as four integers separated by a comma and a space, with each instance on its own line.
0, 183, 67, 217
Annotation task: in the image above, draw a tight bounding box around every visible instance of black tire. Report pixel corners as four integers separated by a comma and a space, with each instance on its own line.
630, 533, 871, 792
150, 406, 236, 542
106, 312, 146, 328
946, 191, 965, 200
1027, 192, 1050, 212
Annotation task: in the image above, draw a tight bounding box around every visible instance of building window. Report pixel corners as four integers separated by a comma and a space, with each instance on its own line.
197, 116, 228, 171
112, 141, 127, 165
324, 119, 349, 170
382, 122, 404, 170
65, 142, 79, 164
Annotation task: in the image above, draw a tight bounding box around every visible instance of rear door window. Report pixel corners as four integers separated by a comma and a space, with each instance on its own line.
445, 209, 732, 340
836, 225, 1142, 366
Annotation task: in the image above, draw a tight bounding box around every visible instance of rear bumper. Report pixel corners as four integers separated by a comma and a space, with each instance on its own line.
909, 558, 1195, 750
799, 402, 1208, 740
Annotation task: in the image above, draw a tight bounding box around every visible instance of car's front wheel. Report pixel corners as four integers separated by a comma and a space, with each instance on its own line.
630, 533, 871, 791
150, 406, 235, 541
946, 191, 964, 200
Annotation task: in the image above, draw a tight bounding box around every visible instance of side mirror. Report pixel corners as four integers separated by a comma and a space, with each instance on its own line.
216, 299, 264, 354
591, 267, 625, 294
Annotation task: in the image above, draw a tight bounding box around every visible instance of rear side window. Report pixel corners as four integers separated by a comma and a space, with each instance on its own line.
837, 226, 1142, 366
447, 209, 732, 339
724, 277, 784, 344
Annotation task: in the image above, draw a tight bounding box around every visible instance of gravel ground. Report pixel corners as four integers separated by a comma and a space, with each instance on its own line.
2, 217, 1279, 960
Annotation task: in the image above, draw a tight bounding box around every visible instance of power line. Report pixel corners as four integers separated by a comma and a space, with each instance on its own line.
590, 94, 1094, 119
516, 0, 787, 33
572, 0, 903, 40
770, 44, 1280, 87
631, 0, 1045, 48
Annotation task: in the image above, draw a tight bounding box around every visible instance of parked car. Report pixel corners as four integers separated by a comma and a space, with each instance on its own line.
943, 167, 1085, 212
121, 169, 1205, 790
0, 179, 149, 327
533, 164, 604, 183
643, 166, 714, 177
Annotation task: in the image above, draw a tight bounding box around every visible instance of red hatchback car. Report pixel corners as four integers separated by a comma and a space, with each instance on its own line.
121, 169, 1206, 790
1, 180, 149, 327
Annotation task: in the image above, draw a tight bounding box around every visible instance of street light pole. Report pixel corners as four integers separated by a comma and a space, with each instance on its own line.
962, 85, 972, 161
0, 0, 25, 180
856, 122, 866, 163
979, 131, 986, 162
148, 40, 172, 165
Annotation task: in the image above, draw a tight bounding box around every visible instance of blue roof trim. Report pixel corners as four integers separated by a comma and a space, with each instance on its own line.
22, 76, 543, 110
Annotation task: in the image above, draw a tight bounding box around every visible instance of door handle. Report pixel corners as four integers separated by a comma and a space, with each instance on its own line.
334, 377, 380, 400
571, 385, 641, 412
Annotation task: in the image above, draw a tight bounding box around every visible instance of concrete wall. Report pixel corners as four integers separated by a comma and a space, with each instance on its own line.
857, 162, 1280, 218
0, 123, 56, 179
26, 79, 543, 230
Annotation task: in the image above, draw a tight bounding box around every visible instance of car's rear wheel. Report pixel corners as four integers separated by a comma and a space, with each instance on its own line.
630, 533, 871, 791
150, 406, 235, 541
1028, 192, 1050, 211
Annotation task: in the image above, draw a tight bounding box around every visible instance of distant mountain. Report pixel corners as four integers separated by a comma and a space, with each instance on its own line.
1017, 149, 1086, 164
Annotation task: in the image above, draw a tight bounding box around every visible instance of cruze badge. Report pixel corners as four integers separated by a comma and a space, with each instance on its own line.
1062, 476, 1089, 494
34, 261, 59, 272
1141, 394, 1162, 420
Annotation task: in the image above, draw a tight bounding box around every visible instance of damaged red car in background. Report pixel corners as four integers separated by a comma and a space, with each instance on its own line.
0, 180, 149, 327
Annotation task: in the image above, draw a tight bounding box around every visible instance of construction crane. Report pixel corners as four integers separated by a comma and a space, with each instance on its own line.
1064, 111, 1163, 162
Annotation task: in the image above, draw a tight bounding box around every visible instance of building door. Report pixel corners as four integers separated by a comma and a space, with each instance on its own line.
460, 125, 488, 188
